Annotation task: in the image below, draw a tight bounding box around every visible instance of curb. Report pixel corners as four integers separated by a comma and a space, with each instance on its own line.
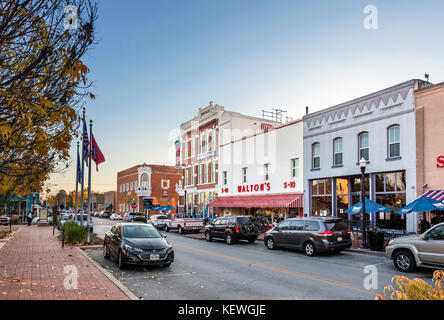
345, 248, 386, 257
76, 247, 139, 300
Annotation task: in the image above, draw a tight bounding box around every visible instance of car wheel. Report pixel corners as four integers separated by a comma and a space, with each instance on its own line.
118, 251, 126, 269
304, 241, 316, 257
205, 231, 212, 242
103, 243, 110, 259
225, 232, 234, 245
393, 250, 416, 273
178, 226, 183, 234
265, 237, 275, 250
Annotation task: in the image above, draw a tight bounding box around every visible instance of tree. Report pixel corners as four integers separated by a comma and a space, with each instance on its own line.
0, 0, 98, 204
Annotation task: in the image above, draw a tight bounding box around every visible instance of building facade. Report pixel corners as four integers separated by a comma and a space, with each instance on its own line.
117, 164, 182, 216
303, 79, 431, 233
178, 102, 280, 217
209, 120, 304, 220
104, 191, 116, 212
415, 81, 444, 225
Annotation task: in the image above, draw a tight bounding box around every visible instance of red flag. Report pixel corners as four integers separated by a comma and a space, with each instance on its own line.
91, 133, 105, 171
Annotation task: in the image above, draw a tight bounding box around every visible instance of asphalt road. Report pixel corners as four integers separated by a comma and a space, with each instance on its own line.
87, 218, 435, 300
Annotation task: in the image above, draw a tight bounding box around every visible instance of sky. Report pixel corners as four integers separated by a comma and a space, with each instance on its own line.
47, 0, 444, 195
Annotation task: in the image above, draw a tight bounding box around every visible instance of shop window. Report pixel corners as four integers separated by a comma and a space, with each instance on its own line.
388, 125, 400, 158
242, 167, 248, 183
333, 138, 343, 166
291, 158, 299, 178
312, 143, 320, 169
358, 132, 369, 161
385, 173, 396, 192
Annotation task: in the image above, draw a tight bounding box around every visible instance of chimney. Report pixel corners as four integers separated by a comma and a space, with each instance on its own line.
209, 101, 214, 107
306, 106, 309, 115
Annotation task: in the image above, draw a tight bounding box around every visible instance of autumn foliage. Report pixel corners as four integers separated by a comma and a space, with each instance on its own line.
0, 0, 97, 200
377, 270, 444, 300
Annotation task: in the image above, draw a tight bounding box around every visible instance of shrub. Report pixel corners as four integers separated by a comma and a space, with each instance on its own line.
63, 222, 86, 244
377, 270, 444, 300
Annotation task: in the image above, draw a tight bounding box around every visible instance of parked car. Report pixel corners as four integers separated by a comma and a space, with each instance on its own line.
58, 214, 73, 230
103, 223, 174, 269
110, 213, 122, 220
165, 214, 204, 234
149, 215, 169, 230
72, 214, 94, 233
123, 212, 144, 222
99, 211, 111, 219
385, 222, 444, 272
263, 217, 352, 256
0, 215, 10, 226
204, 216, 261, 245
94, 212, 101, 217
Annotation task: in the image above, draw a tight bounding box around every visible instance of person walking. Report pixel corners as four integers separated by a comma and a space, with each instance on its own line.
420, 217, 431, 234
27, 211, 32, 226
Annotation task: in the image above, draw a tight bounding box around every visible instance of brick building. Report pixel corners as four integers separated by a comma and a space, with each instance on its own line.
116, 163, 182, 216
177, 101, 280, 217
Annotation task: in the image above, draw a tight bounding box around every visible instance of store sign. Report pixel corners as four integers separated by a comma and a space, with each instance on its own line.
237, 183, 271, 193
437, 156, 444, 168
283, 181, 296, 189
197, 150, 215, 161
221, 188, 229, 194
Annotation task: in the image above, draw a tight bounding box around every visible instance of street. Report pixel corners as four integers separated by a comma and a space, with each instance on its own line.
88, 218, 435, 300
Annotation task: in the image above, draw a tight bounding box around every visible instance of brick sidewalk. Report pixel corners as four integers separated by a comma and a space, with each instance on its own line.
0, 225, 129, 300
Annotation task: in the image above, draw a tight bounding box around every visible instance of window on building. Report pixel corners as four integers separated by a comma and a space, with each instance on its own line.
311, 179, 332, 217
388, 125, 400, 158
191, 166, 195, 185
204, 163, 208, 183
333, 138, 343, 166
223, 171, 227, 185
198, 135, 202, 154
211, 162, 216, 182
191, 139, 194, 157
184, 169, 188, 186
264, 163, 270, 181
291, 158, 299, 178
212, 130, 216, 151
312, 143, 320, 169
185, 141, 188, 158
242, 167, 248, 183
359, 132, 369, 161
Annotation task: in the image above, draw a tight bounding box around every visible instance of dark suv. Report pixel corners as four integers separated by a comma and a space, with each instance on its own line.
204, 216, 261, 245
264, 217, 352, 256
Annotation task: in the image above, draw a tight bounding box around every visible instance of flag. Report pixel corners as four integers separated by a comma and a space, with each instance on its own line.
77, 149, 82, 184
82, 118, 89, 164
91, 133, 105, 171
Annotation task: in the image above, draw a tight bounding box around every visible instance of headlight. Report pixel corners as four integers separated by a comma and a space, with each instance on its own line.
166, 245, 173, 253
123, 244, 142, 253
388, 240, 394, 247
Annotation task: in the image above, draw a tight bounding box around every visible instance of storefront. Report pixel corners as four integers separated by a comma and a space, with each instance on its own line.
303, 80, 427, 232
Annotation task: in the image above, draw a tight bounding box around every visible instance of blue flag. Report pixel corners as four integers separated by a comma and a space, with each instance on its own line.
77, 149, 82, 184
83, 118, 89, 163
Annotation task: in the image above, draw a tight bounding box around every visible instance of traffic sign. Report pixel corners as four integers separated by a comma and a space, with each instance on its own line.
131, 202, 137, 209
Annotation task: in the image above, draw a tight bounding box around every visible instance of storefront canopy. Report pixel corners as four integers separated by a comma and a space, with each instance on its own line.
208, 193, 303, 208
424, 190, 444, 203
345, 198, 392, 215
395, 195, 444, 214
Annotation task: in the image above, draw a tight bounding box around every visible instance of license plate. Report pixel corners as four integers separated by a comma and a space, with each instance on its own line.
150, 254, 160, 260
337, 237, 343, 241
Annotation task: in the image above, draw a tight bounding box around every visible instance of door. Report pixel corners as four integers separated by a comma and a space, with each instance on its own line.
286, 220, 306, 248
216, 218, 228, 239
210, 218, 222, 239
419, 225, 444, 265
109, 225, 122, 257
273, 221, 291, 247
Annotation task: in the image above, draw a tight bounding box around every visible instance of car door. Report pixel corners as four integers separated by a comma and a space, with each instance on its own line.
109, 225, 122, 257
286, 220, 306, 248
273, 221, 291, 247
419, 225, 444, 265
209, 218, 221, 238
216, 218, 229, 238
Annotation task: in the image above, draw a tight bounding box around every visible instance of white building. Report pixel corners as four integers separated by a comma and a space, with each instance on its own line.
303, 79, 431, 233
210, 120, 304, 219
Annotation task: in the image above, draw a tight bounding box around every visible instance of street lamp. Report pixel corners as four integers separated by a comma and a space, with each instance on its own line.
360, 158, 369, 249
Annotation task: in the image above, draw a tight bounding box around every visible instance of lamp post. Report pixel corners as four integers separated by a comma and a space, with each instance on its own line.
360, 158, 369, 249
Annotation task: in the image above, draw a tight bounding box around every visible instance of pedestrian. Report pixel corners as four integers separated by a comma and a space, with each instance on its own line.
272, 219, 278, 228
420, 217, 431, 234
27, 211, 32, 226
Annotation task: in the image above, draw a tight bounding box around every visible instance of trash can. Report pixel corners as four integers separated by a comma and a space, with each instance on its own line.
376, 232, 385, 251
368, 231, 376, 250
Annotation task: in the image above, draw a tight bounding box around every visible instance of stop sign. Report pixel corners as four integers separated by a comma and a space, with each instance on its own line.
131, 203, 137, 209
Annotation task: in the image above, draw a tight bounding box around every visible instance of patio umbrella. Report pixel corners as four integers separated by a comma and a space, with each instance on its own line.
345, 198, 392, 215
395, 195, 444, 214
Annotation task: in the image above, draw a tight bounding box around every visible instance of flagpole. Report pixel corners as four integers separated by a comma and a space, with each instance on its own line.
86, 119, 92, 244
79, 107, 86, 225
75, 141, 79, 211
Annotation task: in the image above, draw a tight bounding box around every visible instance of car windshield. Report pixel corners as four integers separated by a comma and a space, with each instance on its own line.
155, 216, 168, 220
123, 225, 161, 239
75, 215, 88, 221
324, 220, 348, 231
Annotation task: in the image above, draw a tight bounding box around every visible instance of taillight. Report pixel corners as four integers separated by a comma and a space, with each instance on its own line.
318, 231, 334, 236
346, 228, 351, 233
235, 226, 239, 233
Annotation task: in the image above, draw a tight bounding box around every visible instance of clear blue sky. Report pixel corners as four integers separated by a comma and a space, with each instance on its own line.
48, 0, 444, 194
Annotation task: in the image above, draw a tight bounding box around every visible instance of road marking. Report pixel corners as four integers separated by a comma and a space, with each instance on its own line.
171, 241, 378, 297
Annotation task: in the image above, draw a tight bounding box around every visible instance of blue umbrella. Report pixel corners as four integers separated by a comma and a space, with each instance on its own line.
395, 195, 444, 214
345, 198, 392, 215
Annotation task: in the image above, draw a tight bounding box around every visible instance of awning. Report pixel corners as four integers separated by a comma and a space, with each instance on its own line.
208, 193, 303, 208
424, 190, 444, 203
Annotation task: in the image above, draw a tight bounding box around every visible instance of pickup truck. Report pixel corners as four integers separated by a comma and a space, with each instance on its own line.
165, 215, 204, 234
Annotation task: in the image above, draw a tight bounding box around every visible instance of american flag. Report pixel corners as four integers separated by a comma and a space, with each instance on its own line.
83, 118, 89, 162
